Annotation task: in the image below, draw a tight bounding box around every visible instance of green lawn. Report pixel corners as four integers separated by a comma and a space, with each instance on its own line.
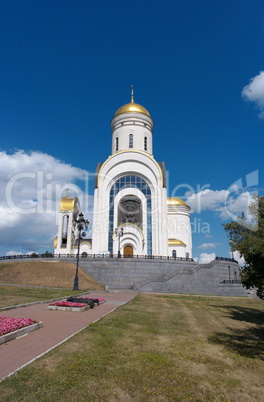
1, 293, 264, 401
0, 285, 84, 308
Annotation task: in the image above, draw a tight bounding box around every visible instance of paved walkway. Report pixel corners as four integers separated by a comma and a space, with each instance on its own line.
0, 291, 137, 381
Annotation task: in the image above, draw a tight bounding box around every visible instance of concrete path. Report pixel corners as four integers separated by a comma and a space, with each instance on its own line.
0, 291, 137, 381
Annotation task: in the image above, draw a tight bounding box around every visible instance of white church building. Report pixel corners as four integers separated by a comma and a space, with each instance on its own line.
54, 91, 192, 259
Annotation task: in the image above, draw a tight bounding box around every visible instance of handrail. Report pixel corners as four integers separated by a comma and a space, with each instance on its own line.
215, 256, 238, 263
0, 253, 237, 263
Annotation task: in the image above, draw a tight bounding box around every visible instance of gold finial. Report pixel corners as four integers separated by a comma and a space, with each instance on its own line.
131, 85, 134, 103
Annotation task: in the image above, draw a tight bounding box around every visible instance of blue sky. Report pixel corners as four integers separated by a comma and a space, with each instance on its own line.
0, 0, 263, 261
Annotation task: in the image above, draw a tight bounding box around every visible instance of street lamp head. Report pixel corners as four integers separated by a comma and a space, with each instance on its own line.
76, 213, 89, 231
115, 227, 124, 237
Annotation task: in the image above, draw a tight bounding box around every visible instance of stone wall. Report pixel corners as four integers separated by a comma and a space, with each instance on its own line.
78, 258, 249, 297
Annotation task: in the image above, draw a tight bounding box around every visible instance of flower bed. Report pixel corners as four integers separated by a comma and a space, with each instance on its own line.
47, 297, 107, 312
0, 316, 36, 336
0, 316, 43, 344
49, 301, 88, 308
47, 300, 91, 312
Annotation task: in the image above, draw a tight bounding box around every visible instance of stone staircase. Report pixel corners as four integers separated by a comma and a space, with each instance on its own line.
78, 257, 249, 297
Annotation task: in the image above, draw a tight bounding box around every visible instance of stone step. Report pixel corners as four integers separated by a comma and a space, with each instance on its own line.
79, 258, 248, 297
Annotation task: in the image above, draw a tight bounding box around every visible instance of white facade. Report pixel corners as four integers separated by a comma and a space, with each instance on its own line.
54, 94, 192, 258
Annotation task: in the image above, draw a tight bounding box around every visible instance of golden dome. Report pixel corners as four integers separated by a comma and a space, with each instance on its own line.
114, 100, 150, 117
168, 239, 186, 246
59, 196, 79, 212
167, 197, 187, 207
114, 87, 150, 117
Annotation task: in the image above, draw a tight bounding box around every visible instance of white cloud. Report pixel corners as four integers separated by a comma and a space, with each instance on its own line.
221, 191, 253, 220
187, 189, 228, 213
197, 243, 220, 249
186, 188, 252, 220
231, 250, 246, 267
0, 150, 91, 255
242, 71, 264, 118
5, 250, 23, 256
198, 253, 216, 264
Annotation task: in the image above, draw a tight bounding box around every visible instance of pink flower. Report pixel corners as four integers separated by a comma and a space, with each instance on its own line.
0, 316, 36, 336
48, 301, 87, 307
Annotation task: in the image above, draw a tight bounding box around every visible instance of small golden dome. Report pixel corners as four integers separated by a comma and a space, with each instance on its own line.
167, 197, 187, 207
114, 87, 150, 117
114, 100, 150, 117
168, 239, 186, 246
59, 196, 79, 212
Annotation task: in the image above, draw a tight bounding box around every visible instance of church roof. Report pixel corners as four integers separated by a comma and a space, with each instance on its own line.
59, 196, 79, 212
114, 100, 150, 117
167, 197, 188, 207
73, 239, 92, 247
168, 239, 186, 246
114, 86, 150, 117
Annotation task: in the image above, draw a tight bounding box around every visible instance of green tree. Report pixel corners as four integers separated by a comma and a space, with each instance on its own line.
43, 250, 53, 258
29, 252, 39, 258
223, 195, 264, 299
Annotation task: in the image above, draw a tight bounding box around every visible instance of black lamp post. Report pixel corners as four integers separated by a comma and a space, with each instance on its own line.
73, 212, 89, 291
115, 227, 124, 258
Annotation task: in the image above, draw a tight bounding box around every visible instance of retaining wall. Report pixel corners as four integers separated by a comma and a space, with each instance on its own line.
78, 258, 249, 297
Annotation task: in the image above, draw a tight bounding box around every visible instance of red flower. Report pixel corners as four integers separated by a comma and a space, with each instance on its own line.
0, 316, 36, 336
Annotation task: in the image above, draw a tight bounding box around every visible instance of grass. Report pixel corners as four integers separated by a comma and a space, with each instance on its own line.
0, 260, 104, 307
0, 285, 85, 308
0, 261, 104, 291
0, 293, 264, 401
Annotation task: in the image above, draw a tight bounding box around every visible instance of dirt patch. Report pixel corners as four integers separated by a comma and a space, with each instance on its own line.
0, 261, 103, 290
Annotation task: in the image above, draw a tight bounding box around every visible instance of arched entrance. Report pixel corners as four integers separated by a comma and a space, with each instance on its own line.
124, 245, 133, 258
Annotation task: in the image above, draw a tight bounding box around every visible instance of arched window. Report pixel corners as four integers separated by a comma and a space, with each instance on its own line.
108, 175, 152, 255
129, 133, 133, 148
116, 137, 119, 152
144, 136, 147, 151
172, 250, 177, 258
